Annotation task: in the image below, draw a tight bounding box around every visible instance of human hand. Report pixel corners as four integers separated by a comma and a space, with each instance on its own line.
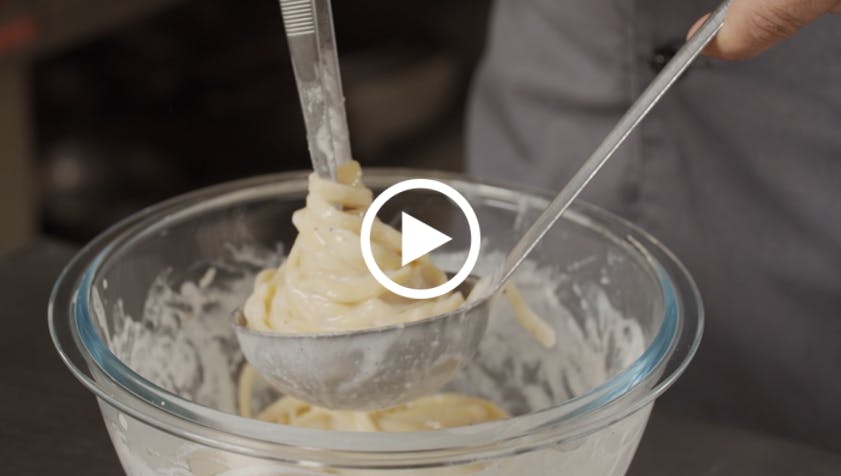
688, 0, 841, 60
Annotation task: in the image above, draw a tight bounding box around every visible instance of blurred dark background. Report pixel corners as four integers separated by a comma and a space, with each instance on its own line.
0, 0, 490, 251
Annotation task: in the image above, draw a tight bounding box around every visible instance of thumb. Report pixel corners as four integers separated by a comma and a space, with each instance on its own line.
688, 0, 841, 60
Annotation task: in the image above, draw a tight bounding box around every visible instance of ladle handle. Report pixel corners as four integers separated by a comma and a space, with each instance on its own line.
498, 0, 732, 285
280, 0, 351, 180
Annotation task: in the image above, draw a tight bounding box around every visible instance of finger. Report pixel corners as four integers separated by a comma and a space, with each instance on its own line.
688, 0, 839, 61
687, 13, 714, 53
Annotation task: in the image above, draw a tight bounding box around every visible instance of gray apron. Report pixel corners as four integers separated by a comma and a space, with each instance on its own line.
467, 0, 841, 450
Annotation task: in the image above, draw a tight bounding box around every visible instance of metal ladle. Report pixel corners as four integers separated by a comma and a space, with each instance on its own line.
234, 1, 732, 410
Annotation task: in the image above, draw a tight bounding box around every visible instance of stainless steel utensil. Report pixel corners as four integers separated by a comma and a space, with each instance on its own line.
234, 0, 731, 410
280, 0, 351, 179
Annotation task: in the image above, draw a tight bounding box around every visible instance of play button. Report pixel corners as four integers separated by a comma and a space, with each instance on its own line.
400, 212, 452, 266
360, 178, 481, 300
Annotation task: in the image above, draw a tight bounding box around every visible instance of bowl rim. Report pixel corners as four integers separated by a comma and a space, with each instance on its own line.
49, 167, 703, 467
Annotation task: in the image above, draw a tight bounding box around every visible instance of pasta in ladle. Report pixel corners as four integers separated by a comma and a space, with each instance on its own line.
240, 161, 555, 430
243, 161, 466, 333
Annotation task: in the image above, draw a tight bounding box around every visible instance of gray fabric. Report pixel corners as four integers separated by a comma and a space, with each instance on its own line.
467, 0, 841, 451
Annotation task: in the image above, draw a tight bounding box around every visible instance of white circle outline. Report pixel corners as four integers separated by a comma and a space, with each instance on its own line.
360, 179, 481, 300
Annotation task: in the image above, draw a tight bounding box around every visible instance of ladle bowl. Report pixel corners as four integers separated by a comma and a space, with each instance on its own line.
233, 277, 487, 410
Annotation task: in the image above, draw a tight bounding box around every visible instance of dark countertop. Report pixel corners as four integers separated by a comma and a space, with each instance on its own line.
4, 238, 841, 475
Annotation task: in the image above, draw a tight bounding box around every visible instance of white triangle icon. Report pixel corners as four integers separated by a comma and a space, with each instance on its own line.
401, 212, 452, 266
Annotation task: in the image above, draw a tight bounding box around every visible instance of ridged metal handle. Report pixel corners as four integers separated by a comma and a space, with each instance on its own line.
279, 0, 351, 179
498, 0, 732, 286
280, 0, 316, 36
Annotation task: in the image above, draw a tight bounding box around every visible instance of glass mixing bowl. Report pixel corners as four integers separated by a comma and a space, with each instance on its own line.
50, 169, 702, 476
